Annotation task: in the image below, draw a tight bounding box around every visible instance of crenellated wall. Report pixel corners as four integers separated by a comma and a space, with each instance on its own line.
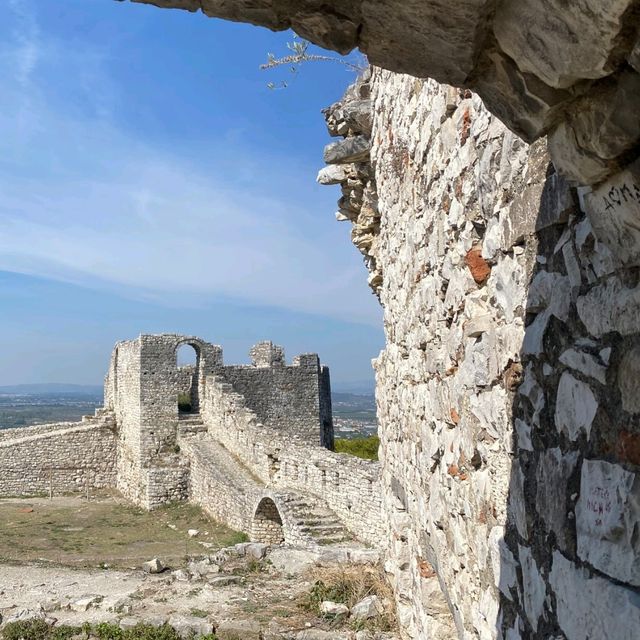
320, 69, 640, 639
199, 373, 386, 548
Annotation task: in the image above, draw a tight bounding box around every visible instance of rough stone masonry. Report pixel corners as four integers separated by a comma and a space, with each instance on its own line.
0, 336, 385, 550
318, 68, 640, 639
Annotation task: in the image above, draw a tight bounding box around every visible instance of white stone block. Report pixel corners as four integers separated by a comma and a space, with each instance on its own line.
576, 459, 640, 586
550, 551, 640, 640
554, 372, 598, 441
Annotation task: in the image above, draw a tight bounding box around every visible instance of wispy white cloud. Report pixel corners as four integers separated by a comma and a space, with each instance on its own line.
0, 4, 380, 327
6, 0, 40, 87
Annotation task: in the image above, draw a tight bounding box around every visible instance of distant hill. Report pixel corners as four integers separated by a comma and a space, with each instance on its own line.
332, 380, 375, 395
332, 392, 375, 404
0, 383, 103, 395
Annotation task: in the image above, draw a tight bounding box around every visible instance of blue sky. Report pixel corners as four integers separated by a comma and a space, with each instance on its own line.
0, 0, 383, 389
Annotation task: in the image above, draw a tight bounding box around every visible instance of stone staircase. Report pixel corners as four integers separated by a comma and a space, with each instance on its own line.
180, 428, 355, 548
178, 414, 208, 438
280, 494, 353, 546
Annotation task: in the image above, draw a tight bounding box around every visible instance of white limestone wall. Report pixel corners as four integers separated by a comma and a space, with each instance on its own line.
0, 417, 117, 496
108, 339, 145, 503
323, 69, 640, 639
200, 374, 386, 547
367, 72, 542, 639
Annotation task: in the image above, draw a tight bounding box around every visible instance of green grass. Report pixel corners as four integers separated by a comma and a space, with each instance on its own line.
334, 436, 379, 461
2, 621, 218, 640
177, 392, 192, 413
0, 497, 247, 568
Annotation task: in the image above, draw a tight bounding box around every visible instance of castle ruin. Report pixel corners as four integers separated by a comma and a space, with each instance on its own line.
0, 336, 384, 549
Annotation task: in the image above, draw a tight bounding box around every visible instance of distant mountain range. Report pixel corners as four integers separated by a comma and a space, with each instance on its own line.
0, 383, 103, 395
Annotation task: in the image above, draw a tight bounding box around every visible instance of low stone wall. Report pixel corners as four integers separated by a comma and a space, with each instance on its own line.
275, 447, 384, 546
0, 417, 117, 497
146, 461, 190, 508
0, 421, 82, 442
181, 437, 257, 533
200, 374, 386, 548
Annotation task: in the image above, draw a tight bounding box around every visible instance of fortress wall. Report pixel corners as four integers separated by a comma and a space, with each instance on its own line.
146, 463, 190, 508
0, 421, 82, 442
0, 420, 117, 497
200, 374, 386, 547
180, 438, 257, 534
323, 69, 640, 638
138, 335, 223, 458
221, 352, 333, 446
109, 339, 145, 503
107, 334, 223, 508
274, 445, 385, 547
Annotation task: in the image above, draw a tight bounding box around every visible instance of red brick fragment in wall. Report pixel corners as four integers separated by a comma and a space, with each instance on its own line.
418, 558, 436, 579
465, 248, 491, 285
616, 430, 640, 466
460, 107, 471, 146
450, 408, 460, 424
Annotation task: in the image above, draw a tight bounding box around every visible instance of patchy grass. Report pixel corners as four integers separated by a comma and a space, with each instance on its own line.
1, 620, 217, 640
0, 496, 246, 569
334, 436, 379, 461
299, 564, 396, 631
189, 609, 209, 619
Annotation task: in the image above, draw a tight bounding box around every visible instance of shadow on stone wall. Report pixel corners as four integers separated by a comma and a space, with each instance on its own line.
499, 157, 640, 638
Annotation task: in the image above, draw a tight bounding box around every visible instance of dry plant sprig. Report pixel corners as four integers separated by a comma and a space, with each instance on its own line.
261, 38, 367, 89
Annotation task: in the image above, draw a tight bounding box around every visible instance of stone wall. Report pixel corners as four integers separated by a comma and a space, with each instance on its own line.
200, 374, 386, 547
106, 338, 144, 503
0, 416, 117, 497
103, 334, 336, 509
105, 334, 223, 507
221, 344, 333, 446
181, 437, 256, 533
321, 69, 640, 638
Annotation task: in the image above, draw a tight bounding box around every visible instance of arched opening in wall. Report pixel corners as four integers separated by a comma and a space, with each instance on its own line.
176, 343, 200, 414
251, 497, 285, 544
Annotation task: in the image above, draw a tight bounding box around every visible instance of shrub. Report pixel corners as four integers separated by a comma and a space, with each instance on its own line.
2, 620, 51, 640
177, 392, 192, 413
334, 436, 379, 460
299, 564, 396, 631
50, 627, 83, 640
1, 621, 215, 640
92, 623, 123, 640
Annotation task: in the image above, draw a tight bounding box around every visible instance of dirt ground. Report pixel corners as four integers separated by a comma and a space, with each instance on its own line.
0, 496, 246, 569
0, 497, 398, 639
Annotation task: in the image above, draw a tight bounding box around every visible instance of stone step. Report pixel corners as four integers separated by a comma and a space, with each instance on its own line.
299, 524, 346, 535
178, 427, 208, 438
294, 517, 336, 526
315, 535, 352, 545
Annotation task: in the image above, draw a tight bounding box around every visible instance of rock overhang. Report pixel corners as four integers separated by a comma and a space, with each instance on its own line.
119, 0, 640, 186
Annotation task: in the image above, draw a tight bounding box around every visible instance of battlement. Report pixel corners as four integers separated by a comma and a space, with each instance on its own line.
100, 334, 334, 505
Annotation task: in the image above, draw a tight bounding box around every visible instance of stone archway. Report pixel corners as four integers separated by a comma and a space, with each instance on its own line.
176, 341, 202, 414
251, 497, 285, 544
